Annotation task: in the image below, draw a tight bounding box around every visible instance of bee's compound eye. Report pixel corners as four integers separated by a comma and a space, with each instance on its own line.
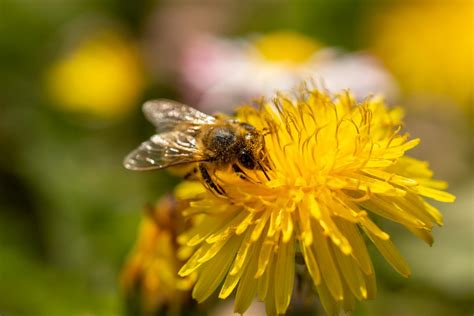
238, 150, 255, 169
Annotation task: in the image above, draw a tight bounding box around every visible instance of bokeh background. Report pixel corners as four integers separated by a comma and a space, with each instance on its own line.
0, 1, 472, 315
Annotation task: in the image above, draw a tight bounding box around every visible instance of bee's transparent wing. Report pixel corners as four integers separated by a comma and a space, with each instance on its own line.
123, 131, 205, 170
143, 99, 215, 133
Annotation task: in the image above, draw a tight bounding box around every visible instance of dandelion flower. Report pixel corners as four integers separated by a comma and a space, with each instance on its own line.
175, 87, 455, 315
121, 196, 195, 315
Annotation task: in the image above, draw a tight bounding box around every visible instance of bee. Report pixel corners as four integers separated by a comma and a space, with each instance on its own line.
123, 100, 270, 196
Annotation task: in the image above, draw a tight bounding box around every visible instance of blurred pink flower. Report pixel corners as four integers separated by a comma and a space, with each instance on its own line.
179, 32, 398, 113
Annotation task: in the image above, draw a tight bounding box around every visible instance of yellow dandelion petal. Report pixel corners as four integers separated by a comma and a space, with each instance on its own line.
179, 215, 225, 247
174, 87, 455, 315
192, 235, 242, 303
229, 230, 254, 276
264, 262, 278, 316
297, 199, 314, 246
332, 243, 367, 300
406, 226, 434, 246
256, 235, 276, 278
234, 237, 263, 314
257, 257, 272, 301
362, 226, 411, 278
364, 270, 377, 300
422, 202, 444, 226
178, 245, 208, 277
204, 209, 244, 239
301, 242, 321, 285
362, 198, 423, 228
415, 186, 456, 203
251, 211, 271, 241
395, 194, 435, 227
312, 223, 344, 301
359, 216, 390, 241
334, 218, 373, 275
197, 235, 231, 264
219, 230, 255, 299
274, 234, 296, 313
316, 281, 338, 316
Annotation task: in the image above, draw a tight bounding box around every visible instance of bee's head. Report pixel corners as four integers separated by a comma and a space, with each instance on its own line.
237, 123, 269, 177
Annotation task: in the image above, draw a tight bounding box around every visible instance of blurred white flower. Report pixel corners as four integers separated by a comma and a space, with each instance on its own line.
179, 31, 398, 113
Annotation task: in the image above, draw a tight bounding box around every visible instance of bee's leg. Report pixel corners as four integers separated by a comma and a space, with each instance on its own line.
184, 166, 199, 180
199, 163, 226, 196
257, 161, 271, 181
232, 164, 250, 181
233, 164, 267, 183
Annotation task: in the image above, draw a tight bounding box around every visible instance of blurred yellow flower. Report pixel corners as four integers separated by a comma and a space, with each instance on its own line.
175, 87, 455, 315
46, 31, 145, 118
369, 1, 473, 109
121, 196, 195, 315
253, 31, 322, 64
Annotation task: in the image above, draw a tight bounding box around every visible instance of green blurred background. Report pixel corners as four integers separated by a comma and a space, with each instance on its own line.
0, 1, 472, 315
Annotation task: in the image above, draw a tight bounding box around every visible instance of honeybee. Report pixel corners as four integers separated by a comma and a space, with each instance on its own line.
123, 100, 269, 195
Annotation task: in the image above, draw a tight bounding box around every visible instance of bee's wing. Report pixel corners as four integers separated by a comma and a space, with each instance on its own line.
143, 99, 215, 133
123, 131, 206, 170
